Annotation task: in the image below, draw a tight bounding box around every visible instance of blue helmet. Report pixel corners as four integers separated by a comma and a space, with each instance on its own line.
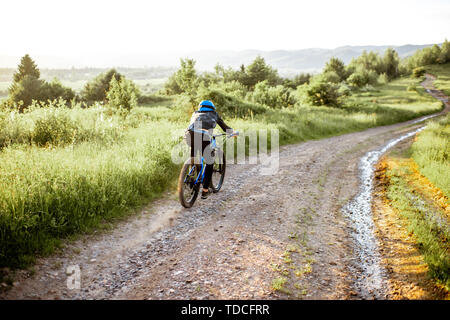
198, 100, 216, 111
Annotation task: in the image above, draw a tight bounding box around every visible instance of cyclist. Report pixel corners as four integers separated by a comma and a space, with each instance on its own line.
185, 100, 235, 199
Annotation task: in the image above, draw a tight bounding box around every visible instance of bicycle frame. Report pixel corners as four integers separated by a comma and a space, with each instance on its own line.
183, 131, 238, 187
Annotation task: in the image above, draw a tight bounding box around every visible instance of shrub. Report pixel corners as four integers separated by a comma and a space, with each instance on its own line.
282, 73, 311, 89
106, 77, 140, 111
32, 108, 77, 146
378, 73, 389, 85
213, 80, 248, 100
196, 86, 267, 118
81, 69, 123, 104
407, 84, 418, 92
137, 94, 171, 105
298, 77, 343, 107
249, 80, 295, 108
412, 67, 426, 78
320, 71, 341, 84
346, 69, 378, 88
323, 57, 348, 81
40, 79, 75, 103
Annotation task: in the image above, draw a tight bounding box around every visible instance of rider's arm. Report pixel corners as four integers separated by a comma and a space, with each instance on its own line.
216, 113, 233, 132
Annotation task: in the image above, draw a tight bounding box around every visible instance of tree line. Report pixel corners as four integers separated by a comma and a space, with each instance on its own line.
2, 40, 449, 113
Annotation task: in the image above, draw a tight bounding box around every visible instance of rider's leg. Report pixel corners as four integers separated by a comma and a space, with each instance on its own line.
201, 135, 213, 193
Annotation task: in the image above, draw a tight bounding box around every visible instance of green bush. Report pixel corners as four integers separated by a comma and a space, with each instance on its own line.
378, 73, 389, 85
137, 94, 171, 105
320, 71, 341, 84
412, 67, 426, 78
282, 73, 311, 89
106, 77, 139, 111
406, 84, 418, 92
81, 69, 123, 104
213, 80, 248, 100
32, 109, 77, 146
346, 69, 378, 88
298, 77, 343, 107
196, 86, 267, 118
323, 57, 348, 81
249, 80, 295, 108
40, 79, 75, 103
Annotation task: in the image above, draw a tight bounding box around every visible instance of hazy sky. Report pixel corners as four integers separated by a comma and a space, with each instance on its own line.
1, 0, 449, 56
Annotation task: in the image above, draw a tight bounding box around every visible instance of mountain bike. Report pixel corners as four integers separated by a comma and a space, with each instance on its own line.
178, 131, 238, 208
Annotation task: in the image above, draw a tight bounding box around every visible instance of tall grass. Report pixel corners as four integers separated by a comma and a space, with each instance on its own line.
0, 122, 181, 267
411, 113, 450, 198
426, 63, 450, 96
385, 164, 449, 290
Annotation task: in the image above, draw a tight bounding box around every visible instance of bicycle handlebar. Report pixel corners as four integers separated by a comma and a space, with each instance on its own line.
213, 131, 239, 138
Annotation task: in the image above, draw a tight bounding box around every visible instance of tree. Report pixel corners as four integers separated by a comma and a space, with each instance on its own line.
13, 54, 40, 82
8, 75, 44, 111
106, 77, 140, 111
323, 57, 348, 81
382, 48, 400, 79
242, 56, 280, 89
346, 67, 378, 88
81, 69, 123, 103
40, 78, 75, 102
7, 54, 75, 111
438, 39, 450, 64
163, 58, 198, 99
176, 58, 198, 96
348, 50, 383, 74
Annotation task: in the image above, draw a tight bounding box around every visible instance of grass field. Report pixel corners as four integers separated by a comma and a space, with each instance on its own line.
411, 114, 450, 198
426, 63, 450, 96
0, 65, 447, 269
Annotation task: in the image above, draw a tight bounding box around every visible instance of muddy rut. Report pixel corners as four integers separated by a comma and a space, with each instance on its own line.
1, 74, 448, 300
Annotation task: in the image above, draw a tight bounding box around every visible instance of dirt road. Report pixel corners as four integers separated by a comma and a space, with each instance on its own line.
1, 75, 448, 300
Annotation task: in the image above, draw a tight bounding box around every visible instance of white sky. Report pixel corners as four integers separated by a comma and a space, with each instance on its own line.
1, 0, 449, 56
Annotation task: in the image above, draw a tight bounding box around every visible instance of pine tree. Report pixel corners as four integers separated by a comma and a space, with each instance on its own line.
13, 54, 40, 82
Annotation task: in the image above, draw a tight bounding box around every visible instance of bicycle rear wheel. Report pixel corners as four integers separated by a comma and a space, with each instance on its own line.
178, 158, 200, 208
210, 149, 226, 193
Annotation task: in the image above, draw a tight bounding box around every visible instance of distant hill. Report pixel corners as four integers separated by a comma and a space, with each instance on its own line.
186, 44, 437, 76
0, 43, 437, 78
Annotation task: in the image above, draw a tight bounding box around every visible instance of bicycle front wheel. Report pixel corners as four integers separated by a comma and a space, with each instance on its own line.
210, 149, 226, 193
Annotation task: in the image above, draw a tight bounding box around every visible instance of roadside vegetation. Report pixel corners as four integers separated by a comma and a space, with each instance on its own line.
376, 63, 450, 292
0, 41, 448, 269
412, 114, 450, 198
381, 148, 449, 290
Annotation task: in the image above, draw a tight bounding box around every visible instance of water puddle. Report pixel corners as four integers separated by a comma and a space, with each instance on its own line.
342, 125, 427, 299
